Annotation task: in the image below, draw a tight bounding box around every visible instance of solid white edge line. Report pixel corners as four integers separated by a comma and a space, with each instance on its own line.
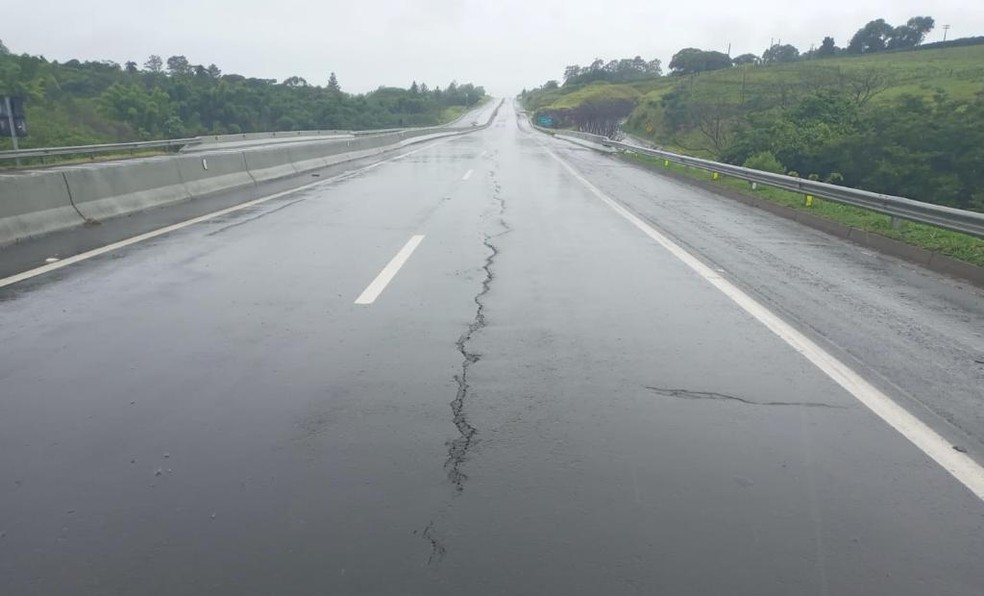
543, 145, 984, 501
462, 169, 474, 181
354, 235, 425, 305
0, 138, 456, 290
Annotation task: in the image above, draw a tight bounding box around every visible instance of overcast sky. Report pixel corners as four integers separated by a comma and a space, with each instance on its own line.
3, 1, 980, 95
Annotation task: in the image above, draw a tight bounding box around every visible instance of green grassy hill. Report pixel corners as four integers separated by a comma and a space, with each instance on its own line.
523, 42, 984, 212
527, 43, 984, 151
623, 44, 984, 155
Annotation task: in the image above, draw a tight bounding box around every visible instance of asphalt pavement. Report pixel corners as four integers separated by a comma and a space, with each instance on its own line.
1, 102, 982, 595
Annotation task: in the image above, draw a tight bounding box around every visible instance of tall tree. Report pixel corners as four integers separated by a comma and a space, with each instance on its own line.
847, 19, 895, 54
762, 44, 800, 64
816, 37, 838, 57
670, 48, 732, 74
888, 16, 935, 49
282, 76, 308, 87
166, 55, 191, 75
327, 72, 341, 93
732, 53, 760, 66
670, 48, 703, 74
144, 55, 163, 73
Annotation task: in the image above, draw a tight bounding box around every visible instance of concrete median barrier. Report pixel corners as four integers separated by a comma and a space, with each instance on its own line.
0, 171, 84, 246
176, 152, 254, 197
286, 141, 352, 173
63, 159, 189, 223
242, 146, 299, 182
0, 109, 499, 247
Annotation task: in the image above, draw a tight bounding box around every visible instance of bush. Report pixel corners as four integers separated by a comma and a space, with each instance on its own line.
742, 151, 786, 174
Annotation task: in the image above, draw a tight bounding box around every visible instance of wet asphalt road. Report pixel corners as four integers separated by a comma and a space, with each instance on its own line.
1, 104, 983, 595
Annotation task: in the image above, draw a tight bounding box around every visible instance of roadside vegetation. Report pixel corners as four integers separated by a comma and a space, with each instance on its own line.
0, 39, 485, 149
521, 16, 984, 214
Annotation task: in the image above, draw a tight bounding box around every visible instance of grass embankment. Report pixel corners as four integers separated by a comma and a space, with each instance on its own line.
623, 152, 984, 268
526, 44, 984, 157
440, 95, 497, 124
625, 44, 984, 155
440, 105, 469, 123
545, 83, 641, 110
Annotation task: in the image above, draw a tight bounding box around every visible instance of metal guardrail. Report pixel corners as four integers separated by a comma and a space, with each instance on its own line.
194, 130, 350, 145
0, 99, 499, 163
0, 138, 198, 161
533, 124, 984, 240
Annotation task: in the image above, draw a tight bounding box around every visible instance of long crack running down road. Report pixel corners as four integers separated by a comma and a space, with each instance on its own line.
446, 234, 500, 492
445, 167, 511, 493
1, 101, 983, 595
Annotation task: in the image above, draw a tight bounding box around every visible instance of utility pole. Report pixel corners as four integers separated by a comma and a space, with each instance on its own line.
942, 25, 951, 42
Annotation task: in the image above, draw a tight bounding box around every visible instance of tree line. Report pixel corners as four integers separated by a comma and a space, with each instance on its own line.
0, 41, 485, 147
670, 16, 938, 74
561, 57, 663, 87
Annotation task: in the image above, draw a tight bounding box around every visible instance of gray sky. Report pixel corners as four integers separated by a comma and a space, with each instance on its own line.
4, 1, 980, 95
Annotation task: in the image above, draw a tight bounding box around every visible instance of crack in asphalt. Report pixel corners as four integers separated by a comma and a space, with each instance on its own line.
645, 387, 845, 409
443, 167, 511, 492
489, 173, 512, 237
421, 521, 447, 565
446, 234, 497, 491
422, 156, 511, 566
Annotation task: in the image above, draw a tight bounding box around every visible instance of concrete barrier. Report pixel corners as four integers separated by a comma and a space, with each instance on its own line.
242, 146, 299, 182
0, 171, 84, 246
286, 141, 351, 173
398, 131, 462, 147
0, 105, 501, 247
175, 152, 254, 197
64, 159, 189, 222
353, 134, 402, 150
193, 129, 349, 145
